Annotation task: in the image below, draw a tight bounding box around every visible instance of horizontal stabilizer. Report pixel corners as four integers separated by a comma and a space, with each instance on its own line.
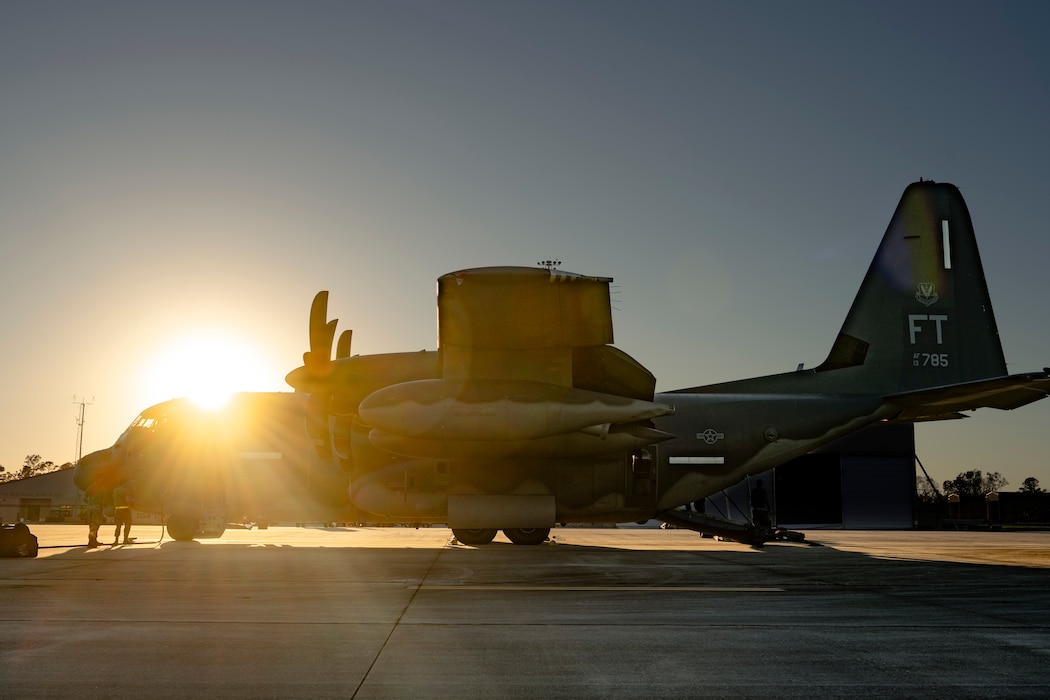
885, 370, 1050, 421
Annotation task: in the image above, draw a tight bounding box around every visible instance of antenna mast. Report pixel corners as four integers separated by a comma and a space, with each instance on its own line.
73, 396, 94, 465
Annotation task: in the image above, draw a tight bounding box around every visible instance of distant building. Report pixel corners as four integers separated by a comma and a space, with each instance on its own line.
948, 491, 1050, 526
0, 469, 81, 524
0, 470, 158, 525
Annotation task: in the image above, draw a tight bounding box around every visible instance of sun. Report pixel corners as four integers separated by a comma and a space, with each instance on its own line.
139, 329, 279, 410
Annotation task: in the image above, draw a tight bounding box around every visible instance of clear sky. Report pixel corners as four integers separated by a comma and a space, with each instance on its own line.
1, 1, 1047, 489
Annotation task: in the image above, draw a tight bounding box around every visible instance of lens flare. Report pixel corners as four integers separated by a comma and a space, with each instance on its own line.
138, 330, 276, 410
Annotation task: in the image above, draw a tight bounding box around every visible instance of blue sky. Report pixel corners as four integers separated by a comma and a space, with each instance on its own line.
1, 1, 1047, 488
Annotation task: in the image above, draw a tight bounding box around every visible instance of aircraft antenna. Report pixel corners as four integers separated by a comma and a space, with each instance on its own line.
537, 259, 561, 271
73, 396, 94, 465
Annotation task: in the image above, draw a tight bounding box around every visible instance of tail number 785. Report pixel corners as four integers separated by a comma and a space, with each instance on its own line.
913, 353, 949, 367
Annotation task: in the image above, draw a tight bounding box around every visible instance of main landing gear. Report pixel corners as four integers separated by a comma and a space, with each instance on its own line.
451, 527, 551, 546
503, 527, 550, 545
166, 513, 228, 542
167, 515, 198, 542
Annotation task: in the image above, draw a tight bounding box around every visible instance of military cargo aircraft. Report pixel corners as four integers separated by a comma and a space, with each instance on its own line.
76, 181, 1050, 544
74, 392, 353, 540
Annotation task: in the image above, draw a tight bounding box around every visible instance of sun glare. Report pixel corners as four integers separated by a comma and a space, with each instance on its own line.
140, 330, 277, 410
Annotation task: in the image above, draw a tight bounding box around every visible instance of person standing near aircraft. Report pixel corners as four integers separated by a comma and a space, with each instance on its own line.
112, 479, 133, 545
85, 490, 104, 548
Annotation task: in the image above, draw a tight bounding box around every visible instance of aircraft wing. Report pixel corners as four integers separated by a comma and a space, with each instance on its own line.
884, 370, 1050, 421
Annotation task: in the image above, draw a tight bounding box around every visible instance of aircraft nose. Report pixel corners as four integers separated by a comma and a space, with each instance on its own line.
77, 448, 105, 468
74, 448, 115, 491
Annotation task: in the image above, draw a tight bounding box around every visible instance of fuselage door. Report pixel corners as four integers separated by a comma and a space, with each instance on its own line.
625, 446, 658, 508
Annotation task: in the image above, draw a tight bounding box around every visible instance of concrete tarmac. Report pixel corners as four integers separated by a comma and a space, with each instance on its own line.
2, 525, 1049, 698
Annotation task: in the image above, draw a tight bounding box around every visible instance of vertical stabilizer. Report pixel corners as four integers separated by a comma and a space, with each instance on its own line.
817, 181, 1007, 393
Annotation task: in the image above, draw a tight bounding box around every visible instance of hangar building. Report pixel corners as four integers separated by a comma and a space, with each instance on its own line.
702, 423, 916, 530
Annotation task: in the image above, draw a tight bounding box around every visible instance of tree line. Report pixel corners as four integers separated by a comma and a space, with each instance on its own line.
0, 455, 74, 483
918, 469, 1045, 502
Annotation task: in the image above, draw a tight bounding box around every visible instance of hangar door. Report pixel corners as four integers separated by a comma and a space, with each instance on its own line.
840, 457, 914, 529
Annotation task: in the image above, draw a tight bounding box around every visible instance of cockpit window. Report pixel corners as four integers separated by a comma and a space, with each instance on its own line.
117, 413, 169, 443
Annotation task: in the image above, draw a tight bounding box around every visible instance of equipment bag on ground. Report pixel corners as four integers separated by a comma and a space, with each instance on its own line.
0, 523, 39, 558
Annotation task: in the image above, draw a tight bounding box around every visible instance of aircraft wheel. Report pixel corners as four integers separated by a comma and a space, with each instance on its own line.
200, 515, 227, 539
200, 524, 226, 539
452, 528, 497, 545
503, 527, 550, 546
167, 515, 199, 541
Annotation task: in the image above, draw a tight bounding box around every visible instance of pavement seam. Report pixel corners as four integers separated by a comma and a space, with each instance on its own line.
349, 541, 448, 698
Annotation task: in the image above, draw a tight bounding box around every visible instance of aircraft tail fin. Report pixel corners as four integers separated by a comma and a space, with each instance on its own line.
816, 181, 1010, 395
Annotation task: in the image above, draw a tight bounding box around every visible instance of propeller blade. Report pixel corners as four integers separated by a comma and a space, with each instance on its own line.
308, 291, 337, 362
295, 291, 353, 458
333, 414, 355, 466
306, 393, 331, 456
336, 329, 352, 360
